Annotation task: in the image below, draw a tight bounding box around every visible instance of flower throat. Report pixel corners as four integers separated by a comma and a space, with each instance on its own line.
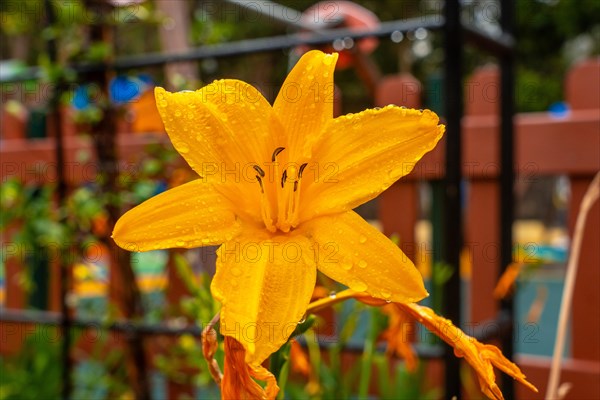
253, 147, 308, 233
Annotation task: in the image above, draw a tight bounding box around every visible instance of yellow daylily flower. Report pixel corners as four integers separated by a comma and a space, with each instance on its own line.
113, 50, 444, 366
379, 303, 418, 372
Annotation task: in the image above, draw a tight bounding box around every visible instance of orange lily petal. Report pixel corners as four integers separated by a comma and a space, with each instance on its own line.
222, 336, 279, 400
300, 211, 428, 303
290, 339, 311, 377
397, 303, 538, 400
380, 304, 418, 372
112, 180, 241, 251
273, 50, 338, 162
301, 107, 444, 220
211, 227, 317, 365
130, 90, 165, 134
494, 263, 523, 299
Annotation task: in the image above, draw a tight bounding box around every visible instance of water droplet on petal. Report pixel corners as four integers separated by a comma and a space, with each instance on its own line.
176, 240, 185, 246
329, 291, 337, 299
353, 281, 368, 292
178, 143, 190, 154
323, 55, 334, 66
298, 314, 307, 324
201, 238, 210, 244
341, 261, 353, 271
358, 260, 367, 269
380, 289, 392, 300
359, 235, 367, 244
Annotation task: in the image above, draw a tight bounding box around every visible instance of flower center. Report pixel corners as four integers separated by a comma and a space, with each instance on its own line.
253, 147, 308, 233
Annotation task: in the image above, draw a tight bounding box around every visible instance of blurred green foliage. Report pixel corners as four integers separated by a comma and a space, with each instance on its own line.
0, 328, 61, 400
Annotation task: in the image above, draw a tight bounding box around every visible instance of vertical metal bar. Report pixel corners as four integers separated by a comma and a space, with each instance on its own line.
499, 0, 516, 398
43, 1, 71, 398
443, 0, 463, 398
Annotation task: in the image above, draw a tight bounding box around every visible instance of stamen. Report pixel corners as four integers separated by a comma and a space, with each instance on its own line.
298, 163, 308, 178
255, 175, 264, 193
293, 181, 299, 192
271, 147, 285, 162
281, 169, 287, 188
253, 164, 265, 178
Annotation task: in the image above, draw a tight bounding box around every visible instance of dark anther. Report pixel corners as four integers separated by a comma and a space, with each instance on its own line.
281, 169, 287, 188
253, 164, 265, 178
255, 175, 264, 193
272, 147, 285, 162
298, 163, 308, 178
293, 181, 299, 192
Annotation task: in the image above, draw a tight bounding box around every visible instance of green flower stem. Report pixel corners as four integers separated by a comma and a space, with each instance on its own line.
276, 360, 289, 400
358, 309, 377, 399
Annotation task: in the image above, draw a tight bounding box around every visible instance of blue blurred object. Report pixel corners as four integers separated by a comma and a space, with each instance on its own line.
548, 101, 570, 118
109, 76, 144, 104
72, 75, 154, 109
72, 85, 91, 110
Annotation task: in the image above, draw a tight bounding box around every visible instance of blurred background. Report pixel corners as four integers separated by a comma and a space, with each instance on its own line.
1, 1, 599, 399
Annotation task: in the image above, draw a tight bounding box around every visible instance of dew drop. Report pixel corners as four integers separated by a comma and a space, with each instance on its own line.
308, 74, 314, 80
358, 260, 367, 269
201, 238, 210, 244
298, 314, 307, 324
359, 235, 367, 244
178, 143, 190, 154
323, 55, 334, 66
176, 240, 185, 247
329, 291, 337, 299
341, 261, 353, 271
353, 281, 368, 292
159, 100, 168, 108
380, 289, 392, 300
174, 110, 182, 117
323, 71, 329, 78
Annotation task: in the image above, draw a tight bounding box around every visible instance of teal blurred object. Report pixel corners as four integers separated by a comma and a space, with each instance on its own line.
26, 109, 47, 139
515, 268, 570, 357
